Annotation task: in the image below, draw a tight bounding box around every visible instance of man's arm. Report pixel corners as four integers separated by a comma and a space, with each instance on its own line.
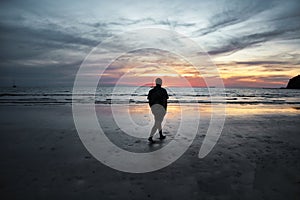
164, 89, 169, 99
147, 90, 151, 100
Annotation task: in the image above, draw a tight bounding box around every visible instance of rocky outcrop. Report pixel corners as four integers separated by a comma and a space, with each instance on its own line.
286, 75, 300, 89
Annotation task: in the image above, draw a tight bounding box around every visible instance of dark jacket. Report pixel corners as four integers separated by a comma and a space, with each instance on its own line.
147, 85, 169, 110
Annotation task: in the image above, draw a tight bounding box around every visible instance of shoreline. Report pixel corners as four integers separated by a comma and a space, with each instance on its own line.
1, 103, 299, 115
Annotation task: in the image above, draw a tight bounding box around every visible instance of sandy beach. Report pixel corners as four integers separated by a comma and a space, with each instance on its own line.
0, 104, 299, 199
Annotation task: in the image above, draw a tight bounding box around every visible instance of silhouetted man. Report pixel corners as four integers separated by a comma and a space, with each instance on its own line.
147, 78, 169, 143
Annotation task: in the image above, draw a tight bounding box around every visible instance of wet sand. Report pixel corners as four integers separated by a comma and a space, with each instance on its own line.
0, 104, 299, 199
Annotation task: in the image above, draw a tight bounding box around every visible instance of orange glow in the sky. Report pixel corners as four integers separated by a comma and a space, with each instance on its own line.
98, 49, 298, 88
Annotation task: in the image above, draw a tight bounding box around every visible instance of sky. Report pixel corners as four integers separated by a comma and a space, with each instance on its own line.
0, 0, 299, 88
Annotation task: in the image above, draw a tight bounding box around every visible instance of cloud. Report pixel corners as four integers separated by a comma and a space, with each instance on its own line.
0, 60, 81, 86
0, 20, 100, 59
223, 74, 290, 88
192, 0, 274, 37
235, 61, 288, 65
207, 27, 300, 55
194, 0, 300, 56
0, 0, 299, 87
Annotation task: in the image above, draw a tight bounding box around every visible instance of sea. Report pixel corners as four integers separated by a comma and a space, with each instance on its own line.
0, 86, 300, 106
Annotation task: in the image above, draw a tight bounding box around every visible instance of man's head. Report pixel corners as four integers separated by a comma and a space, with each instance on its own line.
155, 78, 162, 86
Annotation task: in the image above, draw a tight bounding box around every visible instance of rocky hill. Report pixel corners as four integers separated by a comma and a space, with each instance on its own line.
286, 75, 300, 89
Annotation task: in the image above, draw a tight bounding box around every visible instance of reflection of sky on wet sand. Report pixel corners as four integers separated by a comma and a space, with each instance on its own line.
95, 103, 299, 143
128, 104, 195, 114
126, 104, 300, 118
96, 103, 299, 135
208, 104, 299, 116
224, 104, 300, 116
128, 104, 184, 127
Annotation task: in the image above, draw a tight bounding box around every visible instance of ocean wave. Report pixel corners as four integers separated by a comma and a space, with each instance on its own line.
1, 99, 299, 105
1, 87, 299, 106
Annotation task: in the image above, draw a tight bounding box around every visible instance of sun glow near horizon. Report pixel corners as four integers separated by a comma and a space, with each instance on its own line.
97, 52, 298, 88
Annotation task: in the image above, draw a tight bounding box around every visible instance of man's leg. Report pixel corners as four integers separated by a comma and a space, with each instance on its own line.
157, 116, 166, 139
148, 113, 158, 143
149, 123, 158, 137
148, 114, 162, 143
150, 115, 165, 138
148, 105, 166, 142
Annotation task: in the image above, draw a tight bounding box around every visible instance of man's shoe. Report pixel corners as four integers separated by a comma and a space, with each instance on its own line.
159, 135, 166, 140
148, 137, 155, 143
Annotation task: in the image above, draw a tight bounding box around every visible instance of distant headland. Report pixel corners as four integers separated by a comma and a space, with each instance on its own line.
286, 75, 300, 89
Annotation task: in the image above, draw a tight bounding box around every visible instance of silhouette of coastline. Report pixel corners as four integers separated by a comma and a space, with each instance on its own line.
286, 75, 300, 89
